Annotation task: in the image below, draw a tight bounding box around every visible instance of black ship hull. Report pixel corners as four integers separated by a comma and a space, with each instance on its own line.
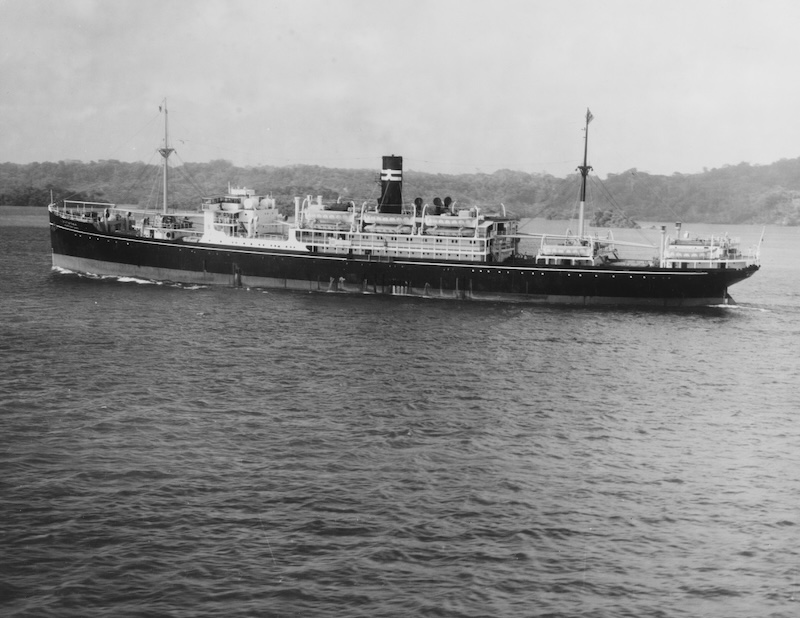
50, 212, 759, 307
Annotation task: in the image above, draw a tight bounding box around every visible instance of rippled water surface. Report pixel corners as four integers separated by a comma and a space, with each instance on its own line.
2, 214, 799, 617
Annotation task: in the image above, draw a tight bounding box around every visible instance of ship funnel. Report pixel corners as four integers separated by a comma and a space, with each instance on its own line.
378, 155, 403, 214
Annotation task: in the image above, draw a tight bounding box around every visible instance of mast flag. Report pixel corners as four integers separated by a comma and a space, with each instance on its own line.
586, 108, 594, 124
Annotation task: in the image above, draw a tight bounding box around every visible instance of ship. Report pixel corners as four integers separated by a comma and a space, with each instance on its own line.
49, 106, 761, 306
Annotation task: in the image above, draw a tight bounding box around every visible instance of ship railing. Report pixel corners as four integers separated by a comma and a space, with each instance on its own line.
254, 223, 290, 237
660, 250, 761, 268
345, 234, 487, 261
295, 229, 489, 261
670, 235, 741, 247
667, 235, 756, 259
152, 221, 194, 230
51, 200, 116, 219
664, 248, 723, 260
537, 242, 594, 258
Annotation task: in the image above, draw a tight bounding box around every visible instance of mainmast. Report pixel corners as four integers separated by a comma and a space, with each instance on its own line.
577, 108, 593, 237
157, 99, 174, 214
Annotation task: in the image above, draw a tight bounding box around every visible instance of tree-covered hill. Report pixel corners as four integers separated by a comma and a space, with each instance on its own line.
2, 157, 800, 225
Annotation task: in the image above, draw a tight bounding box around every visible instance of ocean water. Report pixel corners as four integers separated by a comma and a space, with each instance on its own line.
1, 208, 799, 617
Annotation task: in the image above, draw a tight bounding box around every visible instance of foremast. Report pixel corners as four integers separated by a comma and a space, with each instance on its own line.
577, 108, 593, 237
158, 99, 174, 214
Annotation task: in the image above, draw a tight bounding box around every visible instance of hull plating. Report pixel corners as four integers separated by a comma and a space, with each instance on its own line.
50, 217, 758, 307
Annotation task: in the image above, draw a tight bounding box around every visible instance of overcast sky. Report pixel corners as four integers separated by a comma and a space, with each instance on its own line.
1, 0, 798, 177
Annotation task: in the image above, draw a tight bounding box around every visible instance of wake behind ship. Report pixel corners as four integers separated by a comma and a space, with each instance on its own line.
49, 108, 761, 306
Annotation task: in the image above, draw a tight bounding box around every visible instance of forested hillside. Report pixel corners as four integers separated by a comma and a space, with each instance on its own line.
2, 157, 800, 225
